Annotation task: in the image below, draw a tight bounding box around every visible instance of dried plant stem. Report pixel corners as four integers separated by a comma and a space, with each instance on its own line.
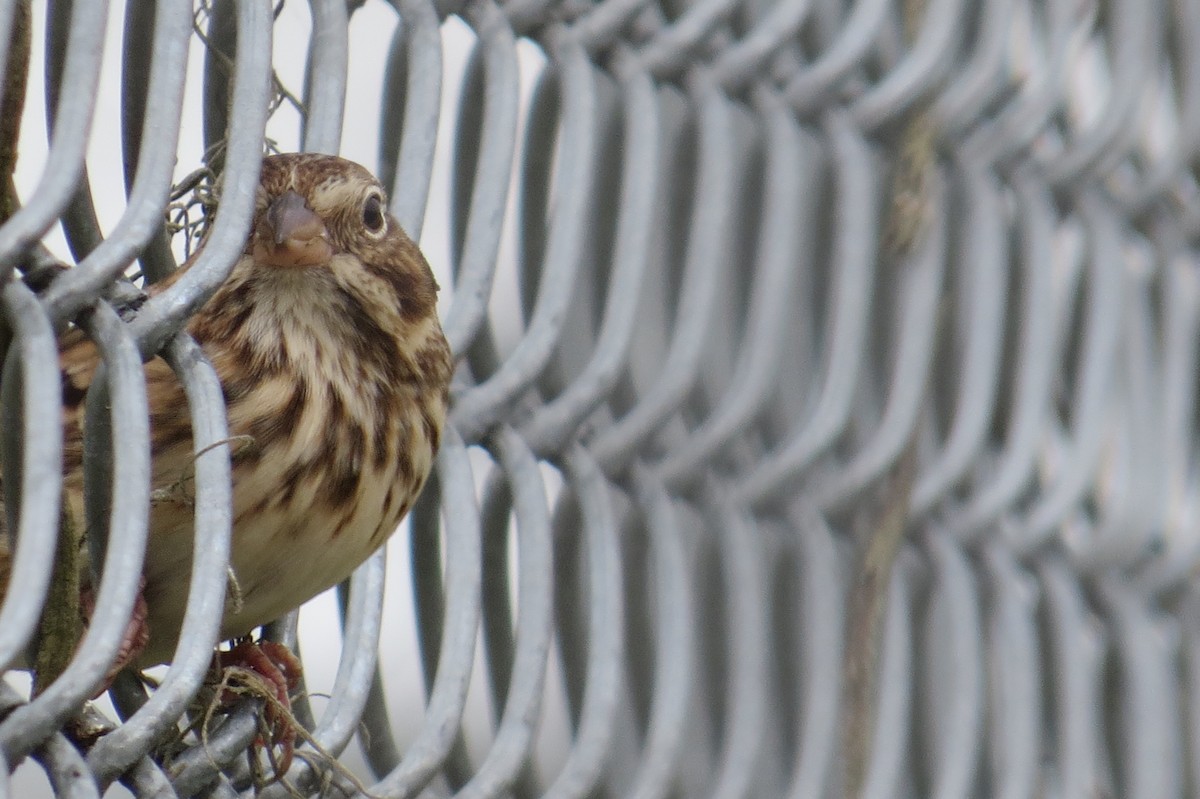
839, 440, 919, 798
0, 5, 88, 691
32, 504, 82, 695
839, 0, 934, 793
880, 113, 936, 258
0, 0, 30, 224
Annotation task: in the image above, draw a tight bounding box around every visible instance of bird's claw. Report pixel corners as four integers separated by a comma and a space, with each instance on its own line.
80, 581, 150, 698
214, 639, 304, 778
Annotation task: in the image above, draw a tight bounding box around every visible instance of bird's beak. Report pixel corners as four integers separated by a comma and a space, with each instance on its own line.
255, 191, 333, 267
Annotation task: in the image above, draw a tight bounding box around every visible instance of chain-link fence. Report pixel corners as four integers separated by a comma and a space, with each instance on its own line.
1, 0, 1196, 796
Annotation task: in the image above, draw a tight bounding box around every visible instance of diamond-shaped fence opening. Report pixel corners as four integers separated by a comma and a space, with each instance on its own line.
0, 0, 1196, 797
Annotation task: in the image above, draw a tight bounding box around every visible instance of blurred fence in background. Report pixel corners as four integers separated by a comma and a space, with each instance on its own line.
1, 0, 1197, 796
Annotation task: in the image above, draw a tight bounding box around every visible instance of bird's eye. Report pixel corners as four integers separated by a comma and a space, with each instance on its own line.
362, 194, 386, 235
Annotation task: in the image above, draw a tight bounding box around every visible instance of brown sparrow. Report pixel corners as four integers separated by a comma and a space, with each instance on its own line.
3, 153, 452, 697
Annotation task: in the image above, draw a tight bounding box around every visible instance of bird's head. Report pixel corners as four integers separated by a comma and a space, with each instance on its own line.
252, 154, 388, 266
190, 153, 450, 392
242, 153, 440, 324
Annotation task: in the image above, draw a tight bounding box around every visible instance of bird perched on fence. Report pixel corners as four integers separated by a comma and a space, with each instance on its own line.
0, 153, 453, 770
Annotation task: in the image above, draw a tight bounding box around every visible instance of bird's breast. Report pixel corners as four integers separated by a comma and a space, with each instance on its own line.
139, 347, 445, 660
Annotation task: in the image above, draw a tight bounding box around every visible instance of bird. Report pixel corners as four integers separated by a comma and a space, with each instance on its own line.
0, 153, 453, 761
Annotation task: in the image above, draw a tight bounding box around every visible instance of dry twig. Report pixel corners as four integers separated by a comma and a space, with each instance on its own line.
838, 0, 936, 794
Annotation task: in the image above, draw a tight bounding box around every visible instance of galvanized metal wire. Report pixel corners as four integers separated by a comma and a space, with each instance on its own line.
1, 0, 1197, 797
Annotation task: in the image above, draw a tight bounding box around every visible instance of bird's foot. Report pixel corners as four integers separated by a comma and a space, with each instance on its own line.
79, 582, 150, 697
213, 638, 303, 778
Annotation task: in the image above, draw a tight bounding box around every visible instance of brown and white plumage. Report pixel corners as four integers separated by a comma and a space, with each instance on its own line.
25, 153, 452, 666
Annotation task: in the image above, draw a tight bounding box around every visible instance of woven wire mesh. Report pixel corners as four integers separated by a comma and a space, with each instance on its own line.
0, 0, 1196, 797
